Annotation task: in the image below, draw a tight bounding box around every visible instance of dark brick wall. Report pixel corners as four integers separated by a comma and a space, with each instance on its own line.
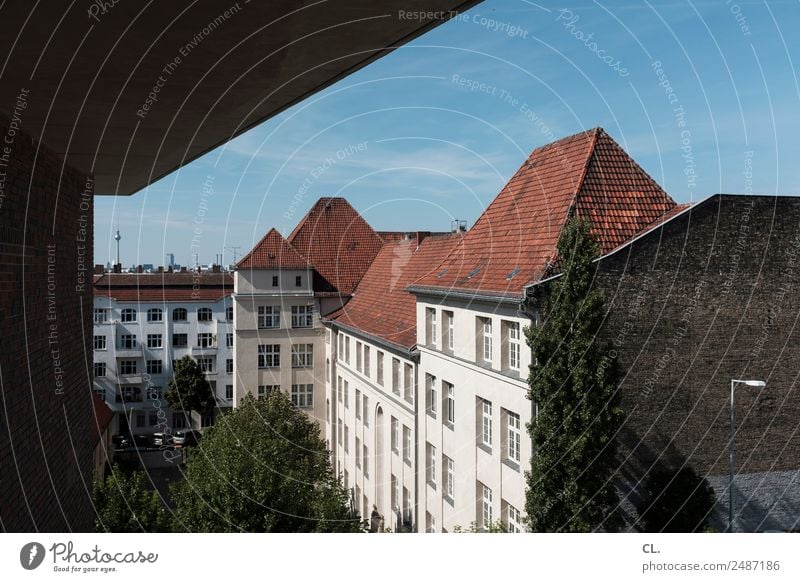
594, 194, 800, 530
0, 112, 95, 532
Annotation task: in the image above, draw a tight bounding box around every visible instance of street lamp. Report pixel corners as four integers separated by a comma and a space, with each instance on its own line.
728, 379, 766, 533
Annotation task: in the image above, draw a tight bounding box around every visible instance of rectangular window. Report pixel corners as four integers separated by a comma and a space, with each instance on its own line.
444, 310, 455, 351
337, 334, 343, 359
147, 334, 162, 349
391, 358, 400, 395
226, 359, 233, 374
344, 425, 350, 453
93, 362, 106, 377
291, 305, 313, 328
93, 335, 106, 350
121, 308, 137, 322
258, 305, 280, 329
376, 351, 384, 385
120, 360, 137, 375
225, 384, 233, 400
291, 384, 313, 408
425, 373, 437, 417
479, 317, 493, 363
426, 443, 437, 486
403, 363, 413, 403
258, 344, 280, 368
337, 418, 343, 446
93, 308, 109, 324
197, 308, 213, 322
506, 410, 521, 464
444, 381, 455, 426
481, 484, 493, 529
291, 344, 313, 367
172, 413, 187, 429
403, 425, 412, 464
272, 275, 279, 287
197, 333, 214, 348
295, 275, 302, 287
480, 398, 493, 447
136, 412, 145, 428
148, 308, 163, 322
391, 474, 399, 510
201, 410, 215, 428
356, 341, 362, 372
427, 512, 435, 533
197, 357, 214, 373
345, 337, 350, 364
363, 345, 370, 377
146, 360, 162, 375
362, 394, 369, 426
258, 385, 279, 399
119, 334, 137, 349
444, 456, 454, 499
506, 503, 522, 533
355, 436, 361, 468
363, 444, 369, 478
508, 321, 521, 371
226, 306, 233, 322
226, 333, 234, 348
391, 416, 399, 453
172, 333, 188, 347
354, 387, 360, 418
344, 380, 349, 409
426, 307, 437, 347
402, 487, 411, 524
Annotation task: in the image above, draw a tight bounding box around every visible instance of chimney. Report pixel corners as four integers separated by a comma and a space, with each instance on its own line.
94, 264, 104, 274
113, 263, 122, 273
180, 266, 187, 273
157, 266, 164, 273
212, 264, 221, 273
451, 219, 467, 233
136, 265, 143, 273
415, 231, 430, 248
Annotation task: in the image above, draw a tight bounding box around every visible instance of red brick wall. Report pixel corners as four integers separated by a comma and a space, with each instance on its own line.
0, 112, 95, 532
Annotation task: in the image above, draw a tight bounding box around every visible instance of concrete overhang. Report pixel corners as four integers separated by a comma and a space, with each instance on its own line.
0, 0, 481, 195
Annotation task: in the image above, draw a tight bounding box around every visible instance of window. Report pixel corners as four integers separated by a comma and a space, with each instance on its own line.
258, 305, 279, 329
403, 425, 412, 464
173, 308, 187, 321
226, 333, 233, 348
258, 385, 279, 398
362, 394, 369, 426
337, 334, 343, 359
226, 358, 233, 374
226, 306, 233, 321
338, 378, 344, 404
136, 412, 145, 428
201, 410, 215, 428
93, 362, 106, 378
444, 381, 455, 426
376, 351, 384, 385
120, 360, 137, 375
426, 443, 437, 486
173, 333, 188, 347
291, 305, 313, 328
225, 384, 233, 400
391, 474, 399, 510
355, 388, 361, 420
147, 333, 162, 348
121, 308, 136, 322
345, 337, 350, 364
337, 418, 343, 446
427, 512, 436, 533
363, 444, 369, 478
506, 410, 521, 464
197, 333, 214, 348
291, 384, 313, 407
146, 360, 163, 375
391, 416, 399, 453
479, 317, 492, 362
119, 334, 137, 349
356, 342, 362, 372
197, 357, 214, 373
146, 385, 163, 400
172, 413, 187, 429
355, 437, 361, 468
363, 345, 371, 377
272, 275, 279, 287
343, 470, 349, 490
344, 380, 349, 409
197, 307, 213, 322
93, 308, 109, 324
295, 275, 302, 287
506, 503, 522, 533
93, 335, 106, 350
291, 344, 313, 367
425, 374, 437, 417
392, 358, 400, 395
403, 363, 413, 403
508, 321, 521, 371
426, 307, 437, 347
480, 398, 493, 447
444, 456, 454, 499
258, 344, 280, 368
147, 308, 162, 322
444, 310, 455, 351
344, 425, 350, 453
481, 484, 493, 529
402, 487, 411, 524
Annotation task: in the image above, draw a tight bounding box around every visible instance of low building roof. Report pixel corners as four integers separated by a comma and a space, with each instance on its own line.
93, 271, 233, 302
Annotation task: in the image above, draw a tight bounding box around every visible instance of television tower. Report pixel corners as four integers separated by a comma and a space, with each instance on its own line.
114, 229, 121, 266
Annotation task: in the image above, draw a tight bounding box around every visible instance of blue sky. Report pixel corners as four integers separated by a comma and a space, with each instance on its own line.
95, 0, 800, 267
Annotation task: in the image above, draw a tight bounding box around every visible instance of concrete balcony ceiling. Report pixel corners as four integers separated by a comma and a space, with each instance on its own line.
0, 0, 480, 195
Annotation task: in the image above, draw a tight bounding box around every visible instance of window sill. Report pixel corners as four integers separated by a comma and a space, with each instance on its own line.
477, 443, 493, 455
444, 495, 454, 507
427, 481, 437, 491
502, 458, 521, 472
444, 421, 454, 431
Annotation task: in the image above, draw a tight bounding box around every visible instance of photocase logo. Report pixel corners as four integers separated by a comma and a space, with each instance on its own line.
20, 542, 46, 570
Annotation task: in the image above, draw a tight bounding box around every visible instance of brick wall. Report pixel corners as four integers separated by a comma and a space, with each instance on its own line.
594, 194, 800, 531
0, 112, 95, 531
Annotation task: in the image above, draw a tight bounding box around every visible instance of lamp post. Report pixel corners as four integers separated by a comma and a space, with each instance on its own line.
728, 379, 766, 533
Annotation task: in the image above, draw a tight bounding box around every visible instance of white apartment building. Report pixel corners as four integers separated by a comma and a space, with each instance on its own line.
92, 268, 235, 436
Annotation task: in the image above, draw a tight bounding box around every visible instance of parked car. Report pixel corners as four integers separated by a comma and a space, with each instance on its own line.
173, 429, 201, 448
153, 432, 173, 447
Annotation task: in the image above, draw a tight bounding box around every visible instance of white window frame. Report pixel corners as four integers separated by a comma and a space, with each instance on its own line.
445, 456, 454, 499
445, 310, 454, 350
93, 335, 106, 350
121, 308, 136, 322
482, 318, 492, 362
509, 321, 521, 371
147, 308, 162, 322
197, 307, 213, 322
481, 398, 493, 447
197, 333, 214, 348
257, 305, 280, 329
291, 384, 314, 408
507, 503, 522, 533
258, 344, 280, 368
291, 305, 313, 328
482, 484, 493, 528
291, 343, 313, 367
426, 374, 437, 417
147, 333, 163, 349
507, 410, 521, 463
403, 425, 412, 464
93, 308, 109, 324
391, 416, 399, 453
445, 381, 455, 426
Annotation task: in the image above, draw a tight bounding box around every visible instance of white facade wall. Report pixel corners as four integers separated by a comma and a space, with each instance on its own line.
92, 294, 234, 435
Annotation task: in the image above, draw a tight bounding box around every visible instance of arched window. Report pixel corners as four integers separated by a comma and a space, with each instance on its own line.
173, 308, 187, 321
197, 307, 213, 322
147, 308, 163, 322
121, 308, 136, 322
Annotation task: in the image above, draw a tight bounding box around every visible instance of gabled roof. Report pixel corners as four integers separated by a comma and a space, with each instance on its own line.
412, 128, 677, 298
288, 197, 384, 294
237, 228, 311, 270
328, 233, 462, 349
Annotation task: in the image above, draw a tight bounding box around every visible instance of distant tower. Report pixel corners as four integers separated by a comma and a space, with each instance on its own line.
114, 229, 121, 266
166, 253, 175, 268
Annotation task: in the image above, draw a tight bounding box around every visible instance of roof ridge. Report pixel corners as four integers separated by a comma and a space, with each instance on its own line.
568, 126, 602, 219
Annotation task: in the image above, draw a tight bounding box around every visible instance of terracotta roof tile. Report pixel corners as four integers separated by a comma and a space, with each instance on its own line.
288, 197, 384, 294
91, 392, 114, 443
329, 233, 462, 349
237, 228, 311, 270
93, 271, 233, 302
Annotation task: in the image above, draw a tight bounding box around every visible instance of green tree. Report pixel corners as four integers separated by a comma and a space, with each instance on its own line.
641, 467, 717, 532
525, 217, 624, 532
172, 392, 362, 532
93, 465, 172, 532
165, 355, 215, 419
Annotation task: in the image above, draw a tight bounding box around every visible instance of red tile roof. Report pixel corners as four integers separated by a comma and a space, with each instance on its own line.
93, 271, 233, 302
412, 128, 677, 297
288, 197, 384, 294
91, 392, 114, 443
237, 227, 311, 270
329, 233, 462, 349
